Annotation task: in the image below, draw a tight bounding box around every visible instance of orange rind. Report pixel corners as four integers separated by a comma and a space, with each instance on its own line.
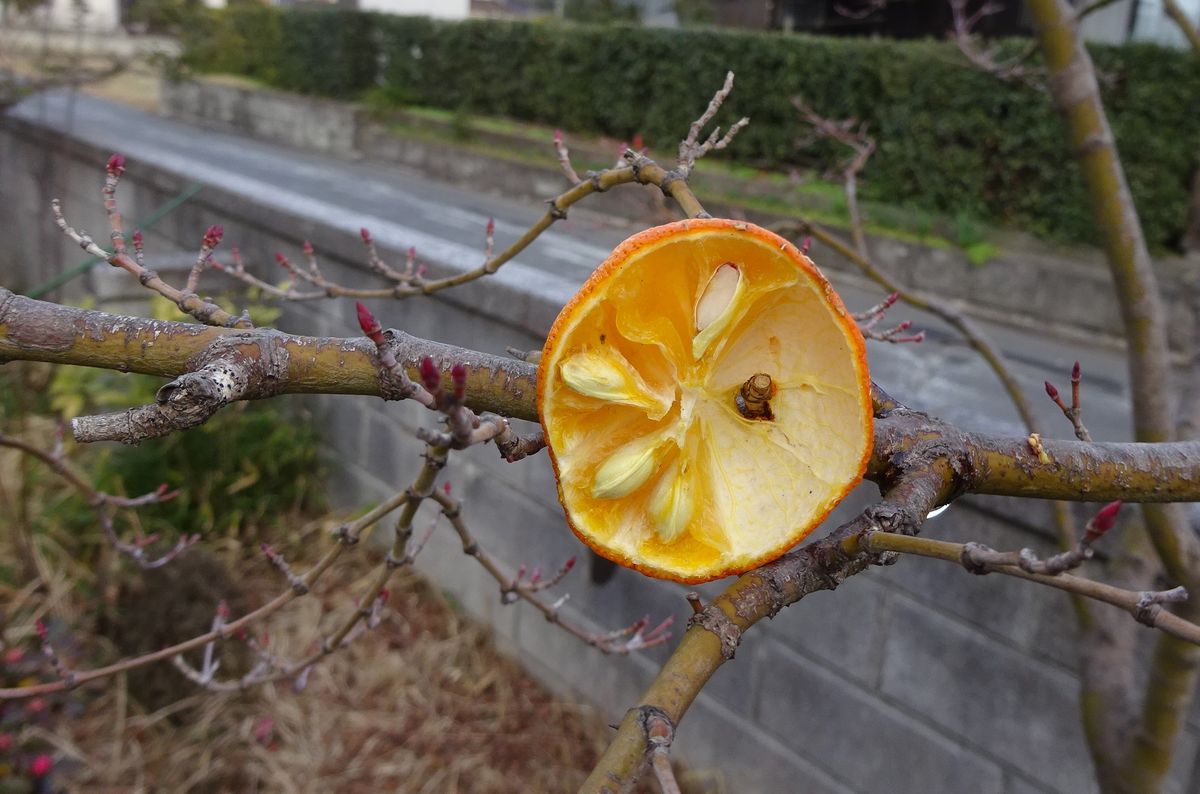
538, 219, 872, 583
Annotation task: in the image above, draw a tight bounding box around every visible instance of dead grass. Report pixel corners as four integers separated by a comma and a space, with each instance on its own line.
26, 528, 651, 793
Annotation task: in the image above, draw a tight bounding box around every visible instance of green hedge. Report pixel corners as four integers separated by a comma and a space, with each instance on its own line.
182, 8, 1200, 250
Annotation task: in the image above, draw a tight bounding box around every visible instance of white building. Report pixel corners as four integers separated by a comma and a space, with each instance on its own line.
354, 0, 467, 17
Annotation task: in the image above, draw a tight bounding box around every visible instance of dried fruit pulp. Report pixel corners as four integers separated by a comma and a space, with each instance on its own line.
538, 219, 872, 583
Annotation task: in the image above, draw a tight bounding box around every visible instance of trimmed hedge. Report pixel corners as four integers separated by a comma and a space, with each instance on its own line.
182, 8, 1200, 249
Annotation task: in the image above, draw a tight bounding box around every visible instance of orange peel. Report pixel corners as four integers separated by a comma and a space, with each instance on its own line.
537, 219, 872, 583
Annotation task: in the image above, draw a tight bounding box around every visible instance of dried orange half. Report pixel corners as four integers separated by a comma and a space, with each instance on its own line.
537, 218, 872, 583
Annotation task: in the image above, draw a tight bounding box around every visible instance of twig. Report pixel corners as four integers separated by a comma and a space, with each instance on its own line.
1045, 361, 1093, 441
212, 75, 750, 307
0, 489, 414, 699
853, 530, 1200, 646
948, 0, 1043, 88
0, 432, 191, 568
554, 129, 581, 184
54, 155, 251, 329
642, 708, 682, 794
429, 488, 672, 654
677, 71, 750, 180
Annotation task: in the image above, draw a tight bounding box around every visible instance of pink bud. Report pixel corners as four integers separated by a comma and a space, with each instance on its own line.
451, 362, 468, 399
356, 301, 383, 342
217, 600, 230, 620
564, 556, 576, 571
895, 321, 912, 331
443, 482, 452, 494
1072, 361, 1081, 381
3, 648, 23, 664
885, 292, 900, 307
30, 754, 53, 777
486, 217, 494, 236
415, 264, 427, 278
1044, 381, 1059, 400
419, 357, 441, 392
800, 237, 812, 254
632, 133, 644, 151
1087, 500, 1122, 541
618, 142, 629, 155
378, 588, 390, 603
26, 697, 46, 714
407, 246, 416, 260
132, 230, 144, 248
203, 225, 224, 248
554, 129, 563, 144
360, 227, 372, 243
36, 619, 48, 642
253, 716, 274, 746
106, 153, 126, 175
274, 252, 286, 265
303, 240, 314, 254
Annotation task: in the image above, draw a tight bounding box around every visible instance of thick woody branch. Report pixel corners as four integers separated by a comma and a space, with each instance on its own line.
582, 467, 949, 791
1165, 0, 1200, 53
0, 289, 540, 423
5, 293, 1200, 502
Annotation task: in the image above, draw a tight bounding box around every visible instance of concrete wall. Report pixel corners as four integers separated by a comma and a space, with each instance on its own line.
159, 77, 1199, 356
3, 105, 1200, 794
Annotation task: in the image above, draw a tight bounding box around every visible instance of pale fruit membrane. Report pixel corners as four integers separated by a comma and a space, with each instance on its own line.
537, 218, 873, 583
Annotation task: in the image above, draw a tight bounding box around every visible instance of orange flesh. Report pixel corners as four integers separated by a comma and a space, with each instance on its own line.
538, 219, 872, 583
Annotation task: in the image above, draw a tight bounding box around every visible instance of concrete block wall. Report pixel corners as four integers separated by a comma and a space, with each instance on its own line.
3, 108, 1199, 794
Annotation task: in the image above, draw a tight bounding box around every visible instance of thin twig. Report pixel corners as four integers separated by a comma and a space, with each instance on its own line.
854, 531, 1200, 645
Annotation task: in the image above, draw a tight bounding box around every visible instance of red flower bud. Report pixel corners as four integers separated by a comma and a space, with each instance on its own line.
486, 217, 494, 236
554, 129, 563, 144
443, 482, 452, 494
274, 252, 287, 265
1072, 361, 1081, 381
564, 555, 576, 571
30, 754, 53, 777
360, 227, 372, 243
202, 225, 224, 249
419, 357, 441, 393
1044, 381, 1059, 400
451, 362, 468, 400
106, 153, 126, 175
356, 302, 384, 343
303, 240, 314, 255
132, 230, 144, 248
1086, 500, 1122, 541
36, 619, 48, 642
800, 237, 812, 255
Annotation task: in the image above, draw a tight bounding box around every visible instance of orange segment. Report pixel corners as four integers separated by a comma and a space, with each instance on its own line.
538, 218, 873, 583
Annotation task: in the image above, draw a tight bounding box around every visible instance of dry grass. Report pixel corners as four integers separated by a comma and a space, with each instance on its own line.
24, 528, 653, 793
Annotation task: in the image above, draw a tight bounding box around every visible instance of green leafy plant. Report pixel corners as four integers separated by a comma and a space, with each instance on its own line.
182, 9, 1200, 250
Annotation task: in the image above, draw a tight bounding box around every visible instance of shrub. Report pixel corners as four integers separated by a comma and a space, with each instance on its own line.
182, 9, 1200, 250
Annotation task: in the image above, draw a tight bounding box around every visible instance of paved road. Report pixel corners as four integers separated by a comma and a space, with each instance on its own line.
9, 90, 1139, 440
